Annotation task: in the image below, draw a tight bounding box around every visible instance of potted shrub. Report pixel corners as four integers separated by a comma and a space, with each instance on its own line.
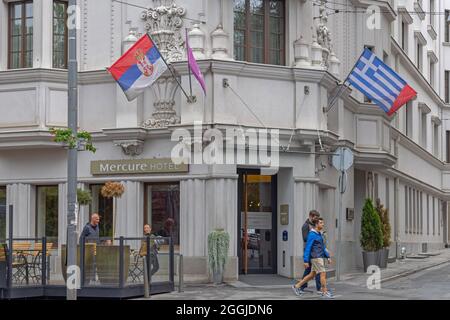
375, 199, 392, 268
360, 198, 383, 272
208, 229, 230, 284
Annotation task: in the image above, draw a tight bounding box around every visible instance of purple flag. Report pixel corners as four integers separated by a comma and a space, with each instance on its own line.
186, 32, 206, 95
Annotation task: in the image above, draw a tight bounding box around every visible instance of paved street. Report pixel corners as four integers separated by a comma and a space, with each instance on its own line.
146, 251, 450, 300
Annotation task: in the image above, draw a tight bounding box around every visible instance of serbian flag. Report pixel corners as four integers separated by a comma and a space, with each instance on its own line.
186, 30, 206, 95
107, 34, 168, 101
347, 48, 417, 116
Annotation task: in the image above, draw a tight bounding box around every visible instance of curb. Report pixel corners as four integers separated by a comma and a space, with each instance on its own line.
380, 260, 450, 283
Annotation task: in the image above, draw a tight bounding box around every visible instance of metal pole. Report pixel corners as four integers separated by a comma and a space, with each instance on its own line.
336, 172, 343, 281
185, 28, 193, 97
67, 0, 78, 300
178, 254, 184, 293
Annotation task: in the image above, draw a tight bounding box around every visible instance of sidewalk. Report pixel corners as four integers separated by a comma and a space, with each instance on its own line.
336, 248, 450, 288
143, 248, 450, 300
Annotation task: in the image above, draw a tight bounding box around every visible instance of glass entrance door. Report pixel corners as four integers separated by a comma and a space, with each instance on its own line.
238, 172, 277, 274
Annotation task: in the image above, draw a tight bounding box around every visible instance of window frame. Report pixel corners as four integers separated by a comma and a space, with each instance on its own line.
8, 0, 33, 69
52, 0, 69, 69
35, 185, 59, 247
233, 0, 286, 65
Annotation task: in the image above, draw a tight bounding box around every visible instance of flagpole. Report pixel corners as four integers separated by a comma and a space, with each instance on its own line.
324, 49, 366, 113
186, 28, 193, 98
146, 34, 194, 103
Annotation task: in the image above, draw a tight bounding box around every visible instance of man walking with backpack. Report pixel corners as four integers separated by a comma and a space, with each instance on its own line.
295, 210, 321, 294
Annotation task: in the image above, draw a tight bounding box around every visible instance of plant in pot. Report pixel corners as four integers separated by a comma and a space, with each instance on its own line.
375, 199, 392, 268
360, 198, 383, 272
208, 229, 230, 284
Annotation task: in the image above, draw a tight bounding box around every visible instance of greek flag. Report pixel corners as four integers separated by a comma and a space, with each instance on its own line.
347, 48, 417, 116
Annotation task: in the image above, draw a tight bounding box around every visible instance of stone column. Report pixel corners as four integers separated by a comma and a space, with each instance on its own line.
114, 181, 144, 243
6, 184, 35, 238
180, 172, 238, 282
292, 178, 319, 278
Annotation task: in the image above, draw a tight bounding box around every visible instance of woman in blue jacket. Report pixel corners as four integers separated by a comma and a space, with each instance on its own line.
292, 217, 334, 298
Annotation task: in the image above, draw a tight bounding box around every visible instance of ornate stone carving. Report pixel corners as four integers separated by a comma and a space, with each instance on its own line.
314, 0, 332, 67
140, 0, 186, 62
143, 76, 180, 128
114, 140, 144, 156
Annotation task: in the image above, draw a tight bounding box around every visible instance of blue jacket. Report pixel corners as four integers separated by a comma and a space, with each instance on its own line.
303, 229, 330, 263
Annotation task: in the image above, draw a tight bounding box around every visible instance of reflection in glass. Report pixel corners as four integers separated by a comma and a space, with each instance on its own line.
90, 185, 114, 238
36, 186, 59, 247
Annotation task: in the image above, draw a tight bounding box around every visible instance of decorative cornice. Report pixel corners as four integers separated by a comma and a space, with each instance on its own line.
390, 37, 445, 108
431, 115, 442, 126
398, 6, 413, 24
114, 139, 144, 156
353, 150, 397, 169
391, 126, 445, 170
414, 30, 427, 46
414, 1, 426, 21
427, 50, 438, 64
350, 0, 396, 22
427, 25, 437, 40
418, 102, 431, 114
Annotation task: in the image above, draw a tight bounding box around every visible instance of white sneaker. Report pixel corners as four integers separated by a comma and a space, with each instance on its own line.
321, 291, 334, 299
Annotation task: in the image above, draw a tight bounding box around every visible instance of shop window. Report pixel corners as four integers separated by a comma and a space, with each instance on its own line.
36, 186, 58, 247
0, 187, 6, 241
145, 183, 180, 248
90, 185, 114, 238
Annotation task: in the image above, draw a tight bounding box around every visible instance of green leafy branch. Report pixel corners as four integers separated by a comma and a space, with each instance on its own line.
50, 128, 97, 153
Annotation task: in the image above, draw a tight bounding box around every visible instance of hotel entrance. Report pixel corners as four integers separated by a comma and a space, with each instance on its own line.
238, 170, 277, 274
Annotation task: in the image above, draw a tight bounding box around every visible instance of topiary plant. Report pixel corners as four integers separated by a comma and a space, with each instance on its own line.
375, 199, 392, 248
360, 198, 383, 252
207, 229, 230, 282
77, 188, 92, 206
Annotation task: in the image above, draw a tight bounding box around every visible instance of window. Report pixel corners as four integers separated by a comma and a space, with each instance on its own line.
405, 186, 408, 234
363, 46, 375, 103
36, 186, 59, 246
233, 0, 285, 65
445, 71, 450, 103
406, 101, 413, 138
401, 21, 408, 52
90, 185, 114, 238
433, 123, 439, 156
0, 187, 6, 241
446, 131, 450, 162
421, 111, 427, 148
145, 183, 180, 247
438, 200, 441, 236
433, 196, 435, 235
419, 192, 423, 234
8, 1, 33, 69
427, 195, 430, 235
385, 178, 390, 210
429, 0, 435, 27
446, 10, 450, 43
416, 41, 422, 71
429, 57, 435, 87
53, 0, 68, 69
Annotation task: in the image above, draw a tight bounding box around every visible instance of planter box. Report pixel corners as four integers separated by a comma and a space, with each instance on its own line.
378, 248, 389, 269
362, 251, 380, 272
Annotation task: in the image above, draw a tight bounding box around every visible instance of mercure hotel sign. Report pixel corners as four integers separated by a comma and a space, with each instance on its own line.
91, 159, 188, 175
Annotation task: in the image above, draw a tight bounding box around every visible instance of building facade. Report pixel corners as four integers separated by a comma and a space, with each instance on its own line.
0, 0, 449, 282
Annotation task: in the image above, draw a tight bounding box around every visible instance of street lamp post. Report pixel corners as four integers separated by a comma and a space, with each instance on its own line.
67, 0, 78, 300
